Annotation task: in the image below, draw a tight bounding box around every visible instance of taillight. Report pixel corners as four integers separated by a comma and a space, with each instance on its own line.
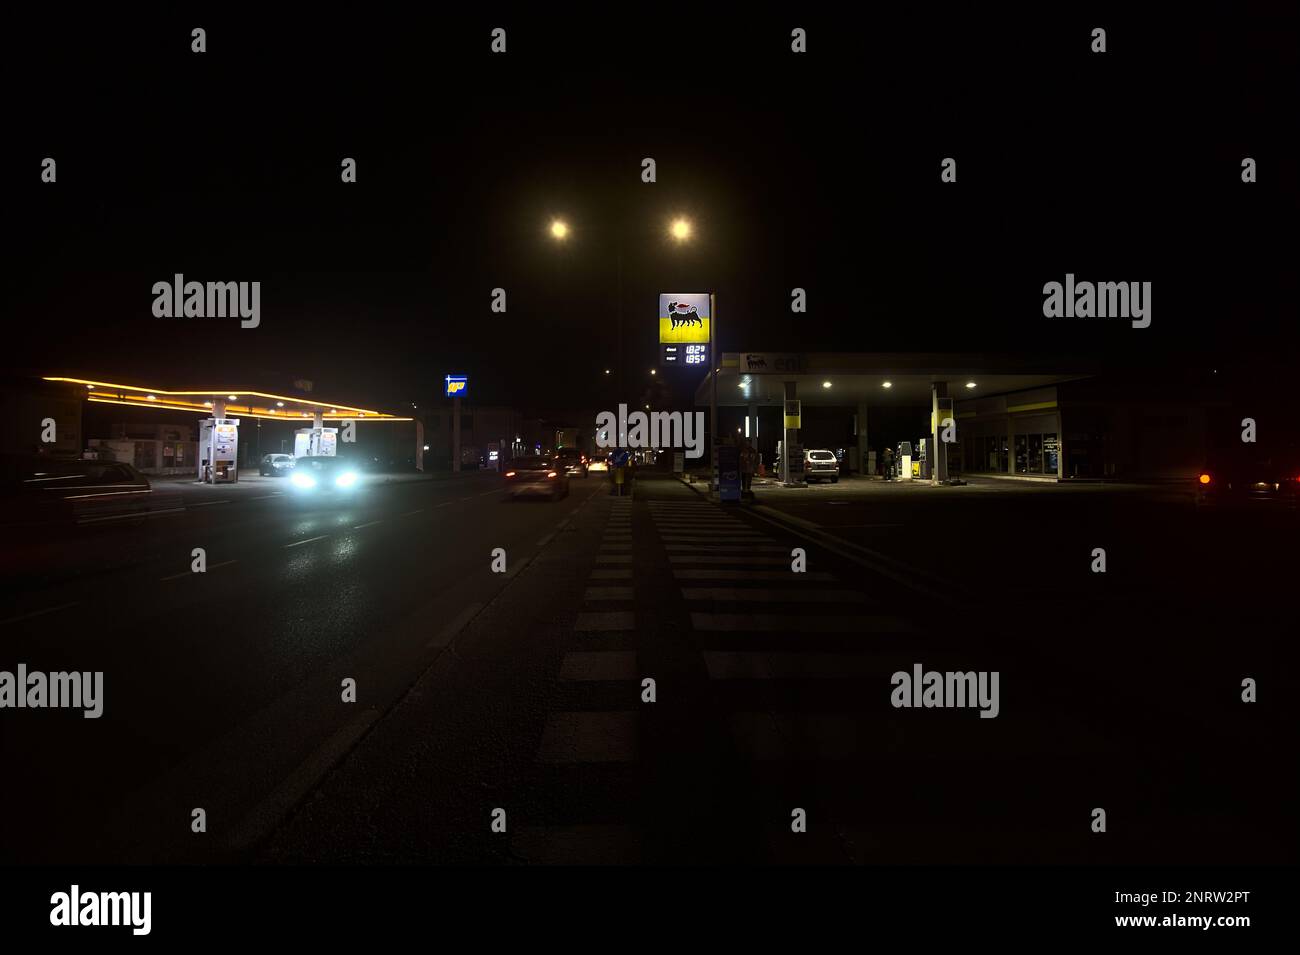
505, 471, 516, 478
547, 471, 557, 478
1198, 473, 1211, 485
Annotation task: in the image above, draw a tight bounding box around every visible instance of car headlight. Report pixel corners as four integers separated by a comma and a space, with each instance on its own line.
335, 471, 358, 488
291, 472, 317, 489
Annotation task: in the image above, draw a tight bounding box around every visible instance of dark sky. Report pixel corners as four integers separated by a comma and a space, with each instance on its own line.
10, 7, 1298, 414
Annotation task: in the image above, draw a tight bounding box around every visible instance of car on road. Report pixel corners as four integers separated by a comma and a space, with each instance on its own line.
1195, 449, 1299, 511
259, 453, 296, 476
505, 455, 569, 500
554, 450, 589, 478
287, 455, 363, 498
804, 449, 840, 483
0, 457, 157, 529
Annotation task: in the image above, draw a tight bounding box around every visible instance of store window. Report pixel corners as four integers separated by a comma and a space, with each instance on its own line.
983, 435, 1008, 472
1043, 434, 1059, 475
1014, 432, 1058, 474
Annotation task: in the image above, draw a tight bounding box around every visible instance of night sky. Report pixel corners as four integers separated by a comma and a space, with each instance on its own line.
10, 7, 1298, 414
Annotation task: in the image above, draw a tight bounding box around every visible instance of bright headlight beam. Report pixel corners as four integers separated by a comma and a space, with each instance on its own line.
335, 471, 358, 488
291, 472, 316, 489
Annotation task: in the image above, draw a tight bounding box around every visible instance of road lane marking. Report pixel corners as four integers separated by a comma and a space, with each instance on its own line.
161, 558, 240, 581
559, 651, 638, 681
595, 555, 633, 564
0, 601, 80, 626
284, 535, 330, 548
427, 601, 485, 649
250, 494, 282, 500
575, 611, 636, 631
537, 532, 556, 547
505, 555, 533, 580
76, 506, 186, 524
227, 708, 380, 852
689, 612, 911, 632
673, 569, 838, 581
665, 544, 785, 553
681, 587, 868, 602
400, 509, 425, 517
703, 651, 878, 680
667, 555, 786, 565
353, 520, 384, 529
584, 586, 633, 600
748, 505, 956, 603
190, 500, 231, 507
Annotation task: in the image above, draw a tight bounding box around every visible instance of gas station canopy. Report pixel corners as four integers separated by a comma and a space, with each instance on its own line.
43, 377, 413, 422
697, 353, 1086, 407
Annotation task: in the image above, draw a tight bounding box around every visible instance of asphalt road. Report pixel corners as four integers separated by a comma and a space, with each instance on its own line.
261, 473, 1296, 864
2, 470, 1294, 865
0, 468, 605, 863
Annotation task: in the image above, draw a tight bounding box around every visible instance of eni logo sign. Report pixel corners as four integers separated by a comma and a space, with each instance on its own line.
658, 293, 711, 344
445, 375, 468, 397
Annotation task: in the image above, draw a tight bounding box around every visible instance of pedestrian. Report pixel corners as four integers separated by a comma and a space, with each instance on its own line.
740, 440, 756, 494
883, 445, 895, 481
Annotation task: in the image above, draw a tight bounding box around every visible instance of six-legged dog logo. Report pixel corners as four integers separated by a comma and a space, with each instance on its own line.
667, 301, 704, 329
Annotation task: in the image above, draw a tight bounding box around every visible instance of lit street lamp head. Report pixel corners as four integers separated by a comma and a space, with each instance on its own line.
550, 220, 569, 240
670, 218, 692, 241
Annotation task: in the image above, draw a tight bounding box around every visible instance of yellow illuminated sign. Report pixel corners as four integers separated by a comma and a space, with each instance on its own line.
658, 294, 711, 344
658, 316, 711, 344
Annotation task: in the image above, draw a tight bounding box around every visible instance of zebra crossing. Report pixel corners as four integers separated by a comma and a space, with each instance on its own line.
530, 496, 645, 772
522, 495, 644, 862
522, 484, 1115, 862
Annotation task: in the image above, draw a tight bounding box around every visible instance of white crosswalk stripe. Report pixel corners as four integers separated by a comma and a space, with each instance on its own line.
681, 587, 868, 602
689, 612, 909, 632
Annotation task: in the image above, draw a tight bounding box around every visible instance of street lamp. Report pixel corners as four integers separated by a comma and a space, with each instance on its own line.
550, 213, 697, 417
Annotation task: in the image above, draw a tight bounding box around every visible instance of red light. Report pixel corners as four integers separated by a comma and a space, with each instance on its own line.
1198, 473, 1211, 485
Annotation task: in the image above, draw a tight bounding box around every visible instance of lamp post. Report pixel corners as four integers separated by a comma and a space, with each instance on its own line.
549, 213, 695, 451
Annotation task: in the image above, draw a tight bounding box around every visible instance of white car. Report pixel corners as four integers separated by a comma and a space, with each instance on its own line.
804, 449, 840, 483
259, 453, 296, 476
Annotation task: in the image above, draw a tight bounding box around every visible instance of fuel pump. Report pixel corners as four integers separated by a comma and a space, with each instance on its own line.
896, 440, 913, 482
294, 427, 338, 458
199, 418, 240, 483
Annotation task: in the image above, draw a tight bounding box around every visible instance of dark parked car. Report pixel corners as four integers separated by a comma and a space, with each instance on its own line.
505, 455, 570, 500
